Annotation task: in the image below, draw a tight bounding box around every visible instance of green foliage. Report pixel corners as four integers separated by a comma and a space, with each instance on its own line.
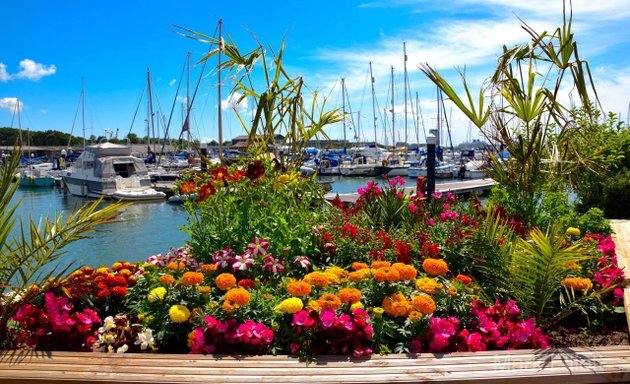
476, 223, 599, 327
535, 191, 577, 231
0, 127, 83, 146
181, 161, 325, 267
420, 3, 610, 226
0, 148, 126, 345
577, 208, 611, 236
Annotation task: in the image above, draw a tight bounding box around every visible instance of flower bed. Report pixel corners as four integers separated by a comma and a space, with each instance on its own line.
3, 161, 627, 359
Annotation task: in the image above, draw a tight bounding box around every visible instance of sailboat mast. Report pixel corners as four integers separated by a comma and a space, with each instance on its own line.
17, 100, 24, 157
186, 52, 191, 146
218, 19, 224, 164
147, 68, 156, 152
341, 78, 346, 147
403, 42, 408, 145
390, 66, 395, 147
81, 78, 86, 149
369, 62, 378, 151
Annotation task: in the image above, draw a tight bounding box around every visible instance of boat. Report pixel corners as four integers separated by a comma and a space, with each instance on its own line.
61, 142, 166, 201
18, 162, 56, 188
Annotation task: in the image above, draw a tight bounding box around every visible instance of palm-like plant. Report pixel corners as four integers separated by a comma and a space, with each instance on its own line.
420, 2, 609, 226
176, 26, 343, 170
0, 148, 126, 345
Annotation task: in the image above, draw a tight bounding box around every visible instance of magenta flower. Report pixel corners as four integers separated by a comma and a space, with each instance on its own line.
320, 309, 336, 328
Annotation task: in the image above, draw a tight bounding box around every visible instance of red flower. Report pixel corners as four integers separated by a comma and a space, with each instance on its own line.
238, 279, 256, 290
245, 160, 265, 181
198, 183, 217, 202
394, 241, 412, 264
180, 181, 196, 195
111, 286, 128, 299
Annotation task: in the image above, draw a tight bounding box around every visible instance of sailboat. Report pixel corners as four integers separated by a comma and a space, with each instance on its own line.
15, 100, 56, 188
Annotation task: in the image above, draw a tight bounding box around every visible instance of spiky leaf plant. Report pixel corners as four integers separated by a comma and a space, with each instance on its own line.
0, 147, 127, 345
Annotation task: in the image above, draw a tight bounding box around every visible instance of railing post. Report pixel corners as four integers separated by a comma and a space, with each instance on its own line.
426, 133, 436, 201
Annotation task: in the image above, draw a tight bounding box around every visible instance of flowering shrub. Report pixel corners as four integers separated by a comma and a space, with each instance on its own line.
12, 292, 101, 351
179, 160, 326, 266
5, 179, 626, 357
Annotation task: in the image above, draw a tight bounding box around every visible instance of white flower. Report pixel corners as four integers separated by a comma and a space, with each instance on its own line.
135, 328, 156, 351
116, 344, 129, 353
98, 316, 116, 334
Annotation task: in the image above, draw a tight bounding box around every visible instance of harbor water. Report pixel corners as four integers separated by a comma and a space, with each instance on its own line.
11, 175, 443, 269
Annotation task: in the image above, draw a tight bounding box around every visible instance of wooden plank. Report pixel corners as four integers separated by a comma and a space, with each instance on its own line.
2, 346, 630, 383
610, 220, 630, 334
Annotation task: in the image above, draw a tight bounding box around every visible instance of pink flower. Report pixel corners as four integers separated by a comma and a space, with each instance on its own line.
232, 252, 253, 271
263, 254, 284, 274
248, 237, 269, 256
294, 256, 311, 269
212, 247, 235, 269
408, 203, 417, 214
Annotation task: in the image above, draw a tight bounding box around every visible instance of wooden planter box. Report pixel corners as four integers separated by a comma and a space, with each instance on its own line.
2, 346, 630, 383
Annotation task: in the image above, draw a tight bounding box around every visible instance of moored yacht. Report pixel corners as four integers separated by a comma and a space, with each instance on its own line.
61, 142, 166, 201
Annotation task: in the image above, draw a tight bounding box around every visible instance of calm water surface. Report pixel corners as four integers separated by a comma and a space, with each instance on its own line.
12, 176, 428, 268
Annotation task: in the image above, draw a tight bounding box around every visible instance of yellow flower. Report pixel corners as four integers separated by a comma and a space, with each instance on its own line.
372, 307, 384, 318
147, 287, 167, 303
169, 305, 191, 323
562, 277, 592, 291
415, 277, 439, 295
275, 298, 304, 314
566, 227, 581, 237
350, 301, 364, 310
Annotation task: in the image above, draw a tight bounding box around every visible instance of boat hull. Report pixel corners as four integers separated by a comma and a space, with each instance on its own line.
19, 176, 55, 188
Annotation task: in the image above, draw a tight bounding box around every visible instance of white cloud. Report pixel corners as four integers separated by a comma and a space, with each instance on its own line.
221, 92, 248, 112
13, 59, 56, 81
0, 63, 9, 82
169, 79, 176, 86
0, 97, 24, 113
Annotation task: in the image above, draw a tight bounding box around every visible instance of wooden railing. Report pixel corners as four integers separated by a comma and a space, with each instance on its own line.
2, 346, 630, 383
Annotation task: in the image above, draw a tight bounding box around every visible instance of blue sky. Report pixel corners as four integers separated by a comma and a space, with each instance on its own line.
2, 0, 630, 146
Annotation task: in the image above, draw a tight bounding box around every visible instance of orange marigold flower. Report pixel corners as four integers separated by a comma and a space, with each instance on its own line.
339, 287, 362, 304
411, 295, 436, 314
318, 293, 342, 310
304, 271, 330, 288
287, 280, 312, 297
371, 261, 391, 269
308, 299, 321, 312
201, 264, 217, 273
456, 274, 473, 285
197, 285, 212, 295
182, 271, 204, 286
561, 277, 593, 291
112, 262, 123, 271
215, 273, 237, 291
374, 267, 400, 283
422, 258, 449, 276
326, 266, 347, 280
352, 262, 369, 271
160, 274, 176, 286
382, 293, 411, 318
224, 287, 251, 311
408, 310, 423, 321
563, 262, 580, 271
325, 272, 341, 285
415, 277, 439, 295
167, 261, 187, 271
393, 263, 417, 281
349, 269, 371, 282
118, 269, 132, 278
448, 286, 458, 297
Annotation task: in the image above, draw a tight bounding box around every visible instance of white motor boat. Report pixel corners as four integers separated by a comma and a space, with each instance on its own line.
61, 142, 166, 201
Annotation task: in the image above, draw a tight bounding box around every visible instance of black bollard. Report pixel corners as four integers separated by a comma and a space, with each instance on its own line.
426, 133, 436, 201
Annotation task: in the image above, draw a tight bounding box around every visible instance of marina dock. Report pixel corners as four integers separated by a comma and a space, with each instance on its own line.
325, 178, 496, 205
